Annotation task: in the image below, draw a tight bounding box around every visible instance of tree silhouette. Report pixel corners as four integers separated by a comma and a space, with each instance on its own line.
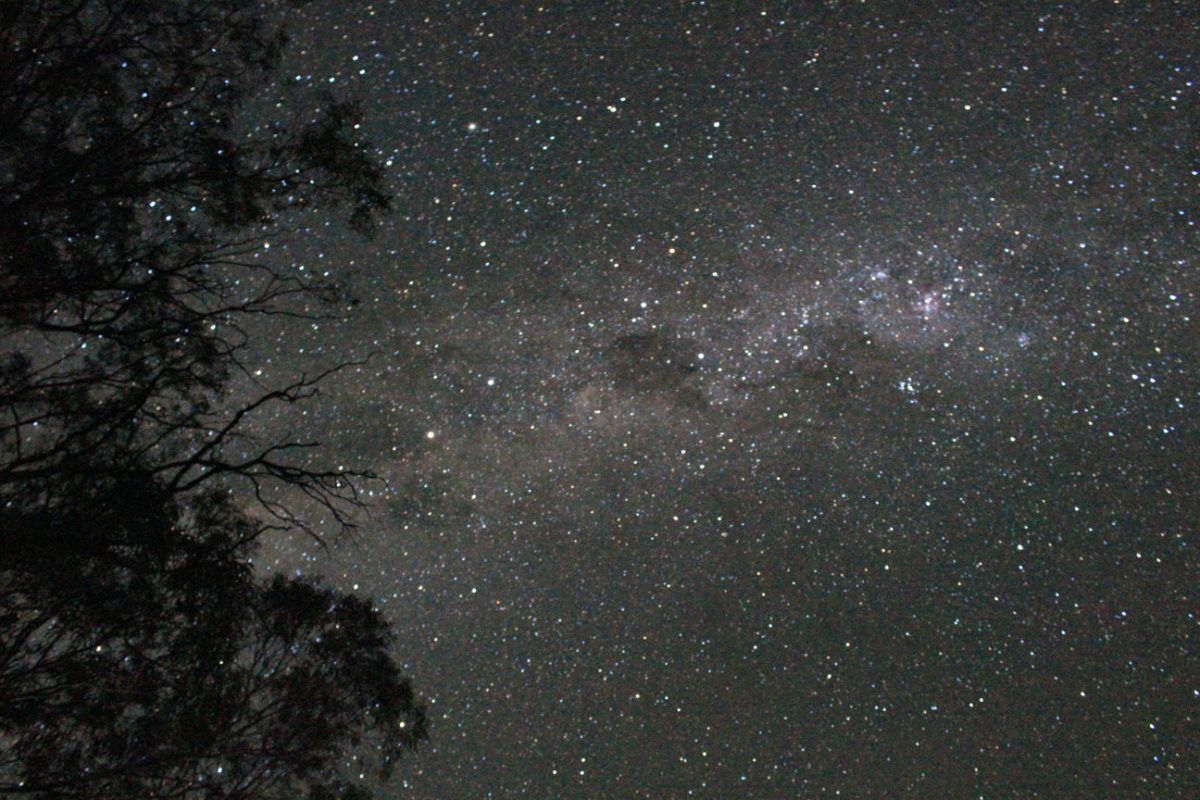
2, 480, 426, 799
0, 0, 386, 527
0, 2, 426, 797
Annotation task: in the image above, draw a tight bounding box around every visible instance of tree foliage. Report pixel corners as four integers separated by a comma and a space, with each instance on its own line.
2, 482, 425, 799
0, 2, 426, 797
0, 0, 386, 525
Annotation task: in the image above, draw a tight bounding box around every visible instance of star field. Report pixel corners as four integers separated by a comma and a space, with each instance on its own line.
249, 3, 1196, 797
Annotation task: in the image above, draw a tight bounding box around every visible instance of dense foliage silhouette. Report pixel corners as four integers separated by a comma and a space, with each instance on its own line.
0, 2, 426, 797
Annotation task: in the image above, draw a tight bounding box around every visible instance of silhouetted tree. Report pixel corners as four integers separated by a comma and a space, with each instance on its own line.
1, 478, 426, 799
0, 0, 385, 527
0, 1, 426, 797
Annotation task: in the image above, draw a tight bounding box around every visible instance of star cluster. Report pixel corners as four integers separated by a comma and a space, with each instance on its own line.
251, 3, 1196, 798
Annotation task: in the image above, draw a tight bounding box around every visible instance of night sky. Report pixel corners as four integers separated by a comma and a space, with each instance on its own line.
250, 3, 1196, 797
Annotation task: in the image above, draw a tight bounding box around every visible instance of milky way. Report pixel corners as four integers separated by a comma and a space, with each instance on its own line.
249, 3, 1196, 797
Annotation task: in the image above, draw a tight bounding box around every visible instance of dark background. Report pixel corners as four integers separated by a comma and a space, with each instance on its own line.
251, 2, 1196, 797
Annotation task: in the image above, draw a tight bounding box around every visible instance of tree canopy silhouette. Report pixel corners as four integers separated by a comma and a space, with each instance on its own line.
0, 0, 386, 525
0, 1, 427, 797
